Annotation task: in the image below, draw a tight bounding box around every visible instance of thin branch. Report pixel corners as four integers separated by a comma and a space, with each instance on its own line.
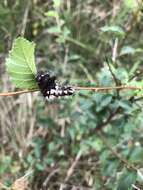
59, 150, 82, 190
0, 89, 38, 96
112, 38, 118, 63
20, 0, 30, 36
106, 58, 120, 97
65, 150, 82, 182
43, 169, 60, 188
133, 96, 143, 102
75, 86, 143, 91
105, 57, 120, 86
132, 184, 141, 190
57, 182, 91, 190
0, 85, 143, 97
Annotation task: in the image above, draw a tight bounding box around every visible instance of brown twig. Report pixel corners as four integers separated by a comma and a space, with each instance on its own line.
74, 86, 143, 91
0, 89, 38, 96
0, 86, 142, 97
59, 150, 82, 190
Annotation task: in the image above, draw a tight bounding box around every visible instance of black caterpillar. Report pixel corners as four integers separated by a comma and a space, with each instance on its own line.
35, 71, 75, 100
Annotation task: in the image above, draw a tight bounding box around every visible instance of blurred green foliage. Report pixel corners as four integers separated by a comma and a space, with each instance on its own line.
1, 0, 143, 189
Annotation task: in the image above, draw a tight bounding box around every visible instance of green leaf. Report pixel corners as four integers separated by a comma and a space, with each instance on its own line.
116, 169, 137, 190
120, 46, 143, 55
129, 147, 143, 163
92, 94, 112, 112
6, 37, 38, 89
47, 26, 61, 34
101, 25, 125, 37
123, 0, 139, 10
117, 100, 133, 113
44, 10, 58, 17
53, 0, 60, 8
114, 68, 129, 83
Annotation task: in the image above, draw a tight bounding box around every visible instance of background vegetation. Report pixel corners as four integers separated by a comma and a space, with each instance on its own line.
0, 0, 143, 189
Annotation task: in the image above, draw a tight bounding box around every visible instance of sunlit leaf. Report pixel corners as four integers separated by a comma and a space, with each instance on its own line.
53, 0, 60, 8
44, 10, 58, 17
124, 0, 139, 10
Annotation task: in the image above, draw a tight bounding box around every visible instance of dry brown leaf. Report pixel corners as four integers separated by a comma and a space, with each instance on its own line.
10, 177, 28, 190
